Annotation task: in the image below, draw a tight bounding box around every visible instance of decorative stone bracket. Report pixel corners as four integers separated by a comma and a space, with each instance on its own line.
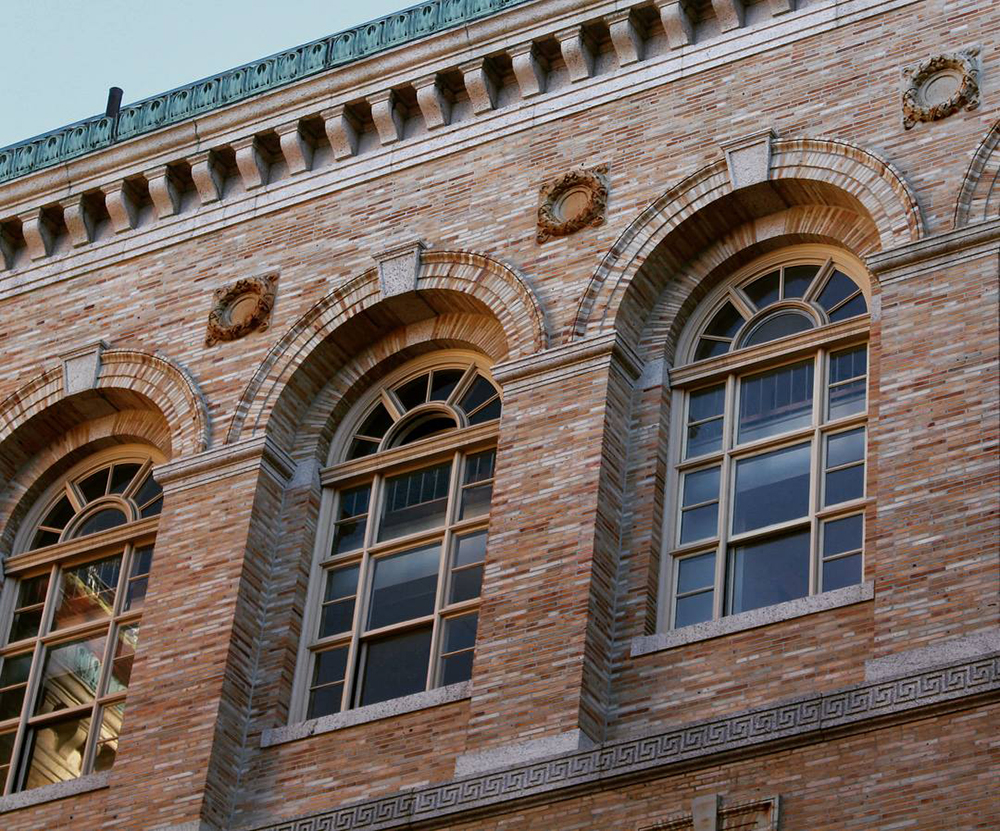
205, 273, 278, 346
902, 46, 981, 130
537, 164, 609, 243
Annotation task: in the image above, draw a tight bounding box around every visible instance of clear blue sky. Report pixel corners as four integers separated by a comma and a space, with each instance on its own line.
1, 0, 411, 148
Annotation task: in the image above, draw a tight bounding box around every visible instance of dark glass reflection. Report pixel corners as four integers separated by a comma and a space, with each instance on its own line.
729, 528, 810, 614
732, 443, 811, 534
823, 514, 863, 557
744, 270, 780, 309
358, 627, 432, 706
782, 265, 819, 298
738, 361, 814, 444
675, 591, 713, 627
829, 293, 867, 321
357, 402, 394, 439
396, 374, 429, 411
308, 646, 348, 719
430, 369, 464, 402
705, 302, 745, 339
823, 554, 862, 591
378, 463, 451, 541
817, 270, 858, 311
367, 545, 439, 629
742, 312, 814, 348
677, 552, 715, 594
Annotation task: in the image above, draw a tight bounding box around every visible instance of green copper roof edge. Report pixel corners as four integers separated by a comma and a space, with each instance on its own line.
0, 0, 532, 187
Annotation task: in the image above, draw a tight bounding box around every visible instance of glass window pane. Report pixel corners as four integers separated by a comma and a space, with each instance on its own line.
109, 463, 141, 495
430, 369, 464, 402
680, 503, 718, 544
677, 552, 715, 594
307, 683, 343, 720
0, 653, 32, 721
830, 345, 867, 384
106, 623, 139, 695
705, 302, 745, 339
75, 508, 128, 538
825, 465, 865, 506
443, 613, 478, 654
0, 731, 14, 784
395, 414, 457, 446
40, 495, 75, 531
689, 386, 725, 423
131, 546, 154, 577
454, 531, 487, 568
133, 475, 162, 508
441, 650, 474, 686
695, 339, 730, 361
358, 626, 432, 707
742, 312, 813, 348
675, 591, 713, 628
682, 467, 720, 507
816, 270, 858, 311
738, 361, 814, 444
357, 403, 393, 440
347, 438, 378, 460
378, 462, 451, 541
782, 264, 819, 298
467, 397, 502, 425
367, 544, 440, 630
78, 468, 110, 503
744, 270, 780, 309
460, 482, 493, 520
459, 376, 497, 414
324, 565, 359, 601
828, 378, 866, 421
312, 646, 348, 688
729, 528, 810, 614
464, 451, 496, 485
450, 565, 483, 604
686, 417, 723, 459
827, 428, 865, 468
823, 554, 862, 591
21, 713, 91, 790
339, 486, 371, 520
8, 574, 49, 642
319, 599, 355, 638
30, 530, 61, 550
35, 635, 106, 715
53, 555, 122, 630
332, 518, 367, 555
732, 443, 811, 534
823, 514, 863, 557
140, 496, 163, 518
396, 374, 429, 411
125, 546, 154, 612
829, 292, 867, 322
93, 701, 125, 773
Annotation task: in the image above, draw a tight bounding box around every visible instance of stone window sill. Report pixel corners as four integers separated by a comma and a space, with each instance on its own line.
0, 771, 109, 814
631, 581, 874, 657
261, 681, 471, 747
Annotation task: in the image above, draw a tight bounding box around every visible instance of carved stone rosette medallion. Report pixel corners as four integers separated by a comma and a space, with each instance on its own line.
537, 164, 609, 243
901, 47, 981, 130
205, 273, 278, 346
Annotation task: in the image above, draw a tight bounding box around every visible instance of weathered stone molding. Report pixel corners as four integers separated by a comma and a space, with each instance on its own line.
154, 434, 295, 494
536, 164, 609, 243
0, 770, 109, 815
865, 629, 1000, 682
251, 654, 999, 831
901, 46, 980, 130
866, 215, 1000, 280
205, 273, 279, 346
262, 681, 470, 747
954, 120, 1000, 229
631, 581, 873, 656
455, 729, 596, 778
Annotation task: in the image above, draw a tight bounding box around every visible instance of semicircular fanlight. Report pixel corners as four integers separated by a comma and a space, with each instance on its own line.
741, 311, 815, 348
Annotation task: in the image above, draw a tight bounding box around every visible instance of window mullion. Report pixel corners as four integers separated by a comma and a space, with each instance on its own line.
809, 350, 826, 596
714, 374, 736, 620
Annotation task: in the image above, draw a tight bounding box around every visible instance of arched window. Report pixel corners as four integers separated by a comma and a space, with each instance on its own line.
294, 354, 501, 721
0, 448, 163, 794
664, 250, 869, 630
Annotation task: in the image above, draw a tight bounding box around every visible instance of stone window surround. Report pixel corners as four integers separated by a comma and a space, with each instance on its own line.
0, 0, 919, 298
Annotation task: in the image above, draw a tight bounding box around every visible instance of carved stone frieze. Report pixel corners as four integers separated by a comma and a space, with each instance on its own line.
537, 164, 609, 243
205, 273, 278, 346
902, 46, 980, 130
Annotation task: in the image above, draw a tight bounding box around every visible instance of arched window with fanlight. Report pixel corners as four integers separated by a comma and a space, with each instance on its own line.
0, 447, 163, 795
293, 353, 501, 722
664, 250, 870, 631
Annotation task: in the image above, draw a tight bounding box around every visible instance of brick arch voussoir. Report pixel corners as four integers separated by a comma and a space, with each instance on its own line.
0, 350, 208, 468
228, 251, 546, 446
954, 120, 1000, 228
574, 137, 922, 343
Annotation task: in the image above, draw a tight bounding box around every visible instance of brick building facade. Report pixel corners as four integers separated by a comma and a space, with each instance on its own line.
0, 1, 997, 829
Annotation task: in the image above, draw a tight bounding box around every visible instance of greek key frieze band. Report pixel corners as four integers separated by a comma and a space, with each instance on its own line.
253, 653, 1000, 831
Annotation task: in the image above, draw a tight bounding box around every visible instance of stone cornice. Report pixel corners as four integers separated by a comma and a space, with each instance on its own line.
0, 0, 920, 298
251, 653, 999, 830
154, 435, 296, 493
867, 216, 1000, 281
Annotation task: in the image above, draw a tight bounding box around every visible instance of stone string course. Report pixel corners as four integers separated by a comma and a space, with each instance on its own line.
252, 655, 999, 830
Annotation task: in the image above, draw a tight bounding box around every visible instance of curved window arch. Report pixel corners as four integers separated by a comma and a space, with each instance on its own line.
296, 354, 501, 722
664, 251, 869, 631
0, 446, 163, 794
